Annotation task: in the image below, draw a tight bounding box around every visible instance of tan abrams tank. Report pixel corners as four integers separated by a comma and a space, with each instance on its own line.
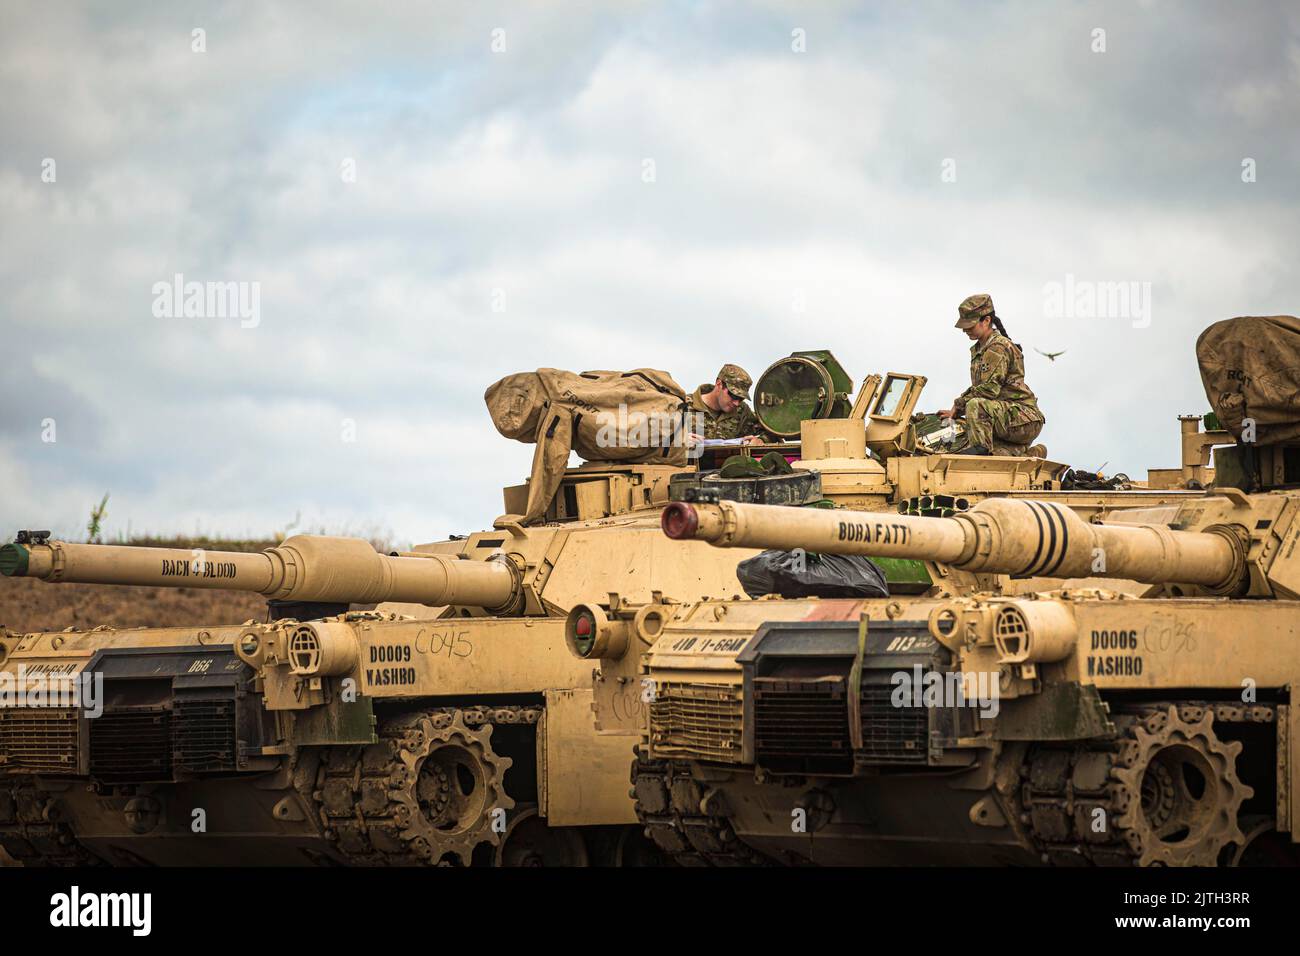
0, 356, 1205, 866
623, 317, 1300, 867
0, 520, 721, 866
639, 495, 1296, 865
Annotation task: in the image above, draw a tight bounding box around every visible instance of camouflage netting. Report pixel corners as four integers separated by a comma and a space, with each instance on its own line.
1197, 315, 1300, 445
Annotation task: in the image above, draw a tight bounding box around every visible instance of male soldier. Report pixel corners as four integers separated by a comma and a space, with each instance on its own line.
686, 364, 779, 446
938, 294, 1047, 456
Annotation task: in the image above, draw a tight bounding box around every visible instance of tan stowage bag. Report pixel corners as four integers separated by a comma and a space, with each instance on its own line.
485, 368, 689, 523
1197, 315, 1300, 444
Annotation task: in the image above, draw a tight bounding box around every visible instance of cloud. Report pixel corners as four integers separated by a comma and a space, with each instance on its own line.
2, 0, 1298, 543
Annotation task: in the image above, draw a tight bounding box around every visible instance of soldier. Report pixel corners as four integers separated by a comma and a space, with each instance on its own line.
938, 294, 1047, 456
686, 363, 780, 446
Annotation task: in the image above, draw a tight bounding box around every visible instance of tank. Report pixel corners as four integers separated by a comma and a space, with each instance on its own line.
622, 317, 1300, 866
0, 353, 1209, 866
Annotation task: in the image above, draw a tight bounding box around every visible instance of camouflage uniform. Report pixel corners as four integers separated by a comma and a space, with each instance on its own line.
689, 363, 779, 441
952, 295, 1045, 455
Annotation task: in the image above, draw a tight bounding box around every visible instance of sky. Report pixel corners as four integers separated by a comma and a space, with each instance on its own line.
2, 0, 1298, 547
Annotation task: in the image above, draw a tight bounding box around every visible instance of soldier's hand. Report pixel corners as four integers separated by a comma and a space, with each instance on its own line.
938, 408, 955, 420
741, 435, 762, 445
685, 432, 704, 448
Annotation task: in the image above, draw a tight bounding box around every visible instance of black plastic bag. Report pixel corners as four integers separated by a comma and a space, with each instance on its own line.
736, 549, 889, 599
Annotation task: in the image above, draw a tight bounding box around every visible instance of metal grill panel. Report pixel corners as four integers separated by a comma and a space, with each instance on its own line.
649, 682, 743, 763
753, 676, 851, 773
0, 708, 81, 774
994, 607, 1030, 661
90, 709, 172, 782
860, 684, 930, 764
173, 698, 238, 773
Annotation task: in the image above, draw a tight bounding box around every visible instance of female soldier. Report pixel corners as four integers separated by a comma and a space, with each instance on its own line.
938, 294, 1046, 456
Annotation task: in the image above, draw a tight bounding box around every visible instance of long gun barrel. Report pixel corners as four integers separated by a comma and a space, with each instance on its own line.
661, 498, 1244, 591
0, 534, 519, 608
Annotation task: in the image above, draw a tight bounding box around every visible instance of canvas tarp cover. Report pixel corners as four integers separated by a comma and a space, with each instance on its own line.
1197, 316, 1300, 444
485, 367, 689, 522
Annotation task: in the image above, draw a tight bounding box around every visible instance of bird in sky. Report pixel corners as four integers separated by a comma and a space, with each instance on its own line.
1035, 348, 1067, 362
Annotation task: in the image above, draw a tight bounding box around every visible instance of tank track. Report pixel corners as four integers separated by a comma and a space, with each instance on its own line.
1022, 701, 1268, 866
313, 704, 540, 866
631, 749, 771, 866
0, 781, 101, 866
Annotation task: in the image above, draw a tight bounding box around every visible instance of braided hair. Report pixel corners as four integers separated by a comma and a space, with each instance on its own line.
988, 312, 1023, 354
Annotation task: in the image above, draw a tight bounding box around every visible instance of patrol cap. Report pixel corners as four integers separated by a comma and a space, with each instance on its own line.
955, 293, 995, 329
716, 363, 752, 400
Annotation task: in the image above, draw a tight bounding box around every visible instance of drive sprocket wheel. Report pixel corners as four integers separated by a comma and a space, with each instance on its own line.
388, 711, 514, 865
1110, 705, 1251, 866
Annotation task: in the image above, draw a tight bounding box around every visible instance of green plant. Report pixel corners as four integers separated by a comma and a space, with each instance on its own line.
86, 493, 110, 544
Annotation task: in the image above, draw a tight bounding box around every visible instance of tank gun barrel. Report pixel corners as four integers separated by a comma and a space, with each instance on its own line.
661, 498, 1243, 591
0, 534, 518, 608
